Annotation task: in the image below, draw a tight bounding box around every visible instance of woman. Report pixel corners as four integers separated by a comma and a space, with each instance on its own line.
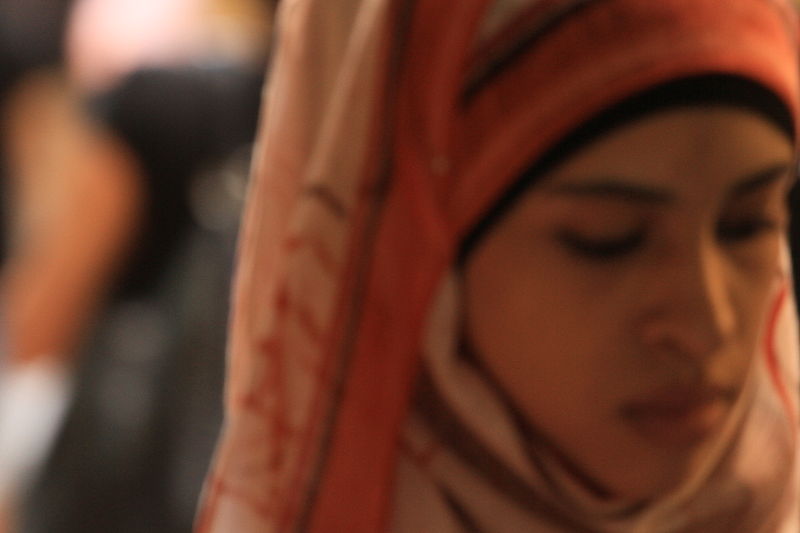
197, 0, 800, 531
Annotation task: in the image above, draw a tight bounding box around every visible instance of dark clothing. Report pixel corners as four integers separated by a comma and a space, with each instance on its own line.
20, 64, 263, 533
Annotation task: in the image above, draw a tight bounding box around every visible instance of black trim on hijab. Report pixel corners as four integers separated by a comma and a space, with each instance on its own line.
458, 73, 796, 264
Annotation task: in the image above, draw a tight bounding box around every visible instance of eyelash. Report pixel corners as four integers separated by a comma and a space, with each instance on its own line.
557, 230, 644, 259
716, 217, 780, 243
558, 217, 780, 260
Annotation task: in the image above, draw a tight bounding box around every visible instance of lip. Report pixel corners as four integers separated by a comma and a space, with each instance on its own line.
620, 386, 734, 448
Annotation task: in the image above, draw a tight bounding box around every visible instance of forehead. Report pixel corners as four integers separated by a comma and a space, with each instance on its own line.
539, 107, 793, 196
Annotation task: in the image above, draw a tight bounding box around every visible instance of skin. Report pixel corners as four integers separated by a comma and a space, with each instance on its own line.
1, 72, 143, 367
463, 107, 794, 502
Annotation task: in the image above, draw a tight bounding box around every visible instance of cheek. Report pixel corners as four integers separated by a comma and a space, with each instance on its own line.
462, 238, 619, 424
729, 239, 784, 339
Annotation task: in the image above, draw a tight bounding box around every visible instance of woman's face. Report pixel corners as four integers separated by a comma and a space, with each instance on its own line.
464, 106, 794, 500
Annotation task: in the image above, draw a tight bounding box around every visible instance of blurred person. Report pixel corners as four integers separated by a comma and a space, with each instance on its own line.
0, 0, 272, 531
18, 63, 263, 533
0, 0, 115, 527
196, 1, 800, 532
0, 69, 142, 530
10, 2, 268, 533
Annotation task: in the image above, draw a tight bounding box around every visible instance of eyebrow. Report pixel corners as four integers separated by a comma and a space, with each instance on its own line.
728, 163, 792, 197
544, 162, 792, 205
545, 180, 673, 204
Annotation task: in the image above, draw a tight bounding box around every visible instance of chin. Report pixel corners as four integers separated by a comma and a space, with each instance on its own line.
577, 428, 715, 502
608, 441, 713, 501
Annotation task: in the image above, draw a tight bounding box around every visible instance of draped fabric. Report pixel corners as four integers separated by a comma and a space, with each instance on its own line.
196, 1, 800, 532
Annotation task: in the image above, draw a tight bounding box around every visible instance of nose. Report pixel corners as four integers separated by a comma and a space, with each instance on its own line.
638, 240, 737, 359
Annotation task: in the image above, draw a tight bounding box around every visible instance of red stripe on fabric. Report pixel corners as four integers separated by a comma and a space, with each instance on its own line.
194, 477, 277, 531
267, 331, 292, 493
277, 0, 433, 526
278, 208, 368, 528
239, 391, 272, 413
295, 305, 325, 345
275, 286, 290, 313
269, 412, 297, 471
301, 3, 450, 531
259, 334, 282, 356
253, 288, 331, 523
238, 392, 303, 437
284, 235, 341, 276
219, 479, 278, 519
764, 284, 796, 422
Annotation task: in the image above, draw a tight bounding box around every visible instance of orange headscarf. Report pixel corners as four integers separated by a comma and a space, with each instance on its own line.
197, 1, 800, 532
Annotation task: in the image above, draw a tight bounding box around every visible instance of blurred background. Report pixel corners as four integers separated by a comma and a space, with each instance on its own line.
0, 0, 275, 531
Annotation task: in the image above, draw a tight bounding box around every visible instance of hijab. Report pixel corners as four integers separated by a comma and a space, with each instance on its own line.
196, 1, 800, 531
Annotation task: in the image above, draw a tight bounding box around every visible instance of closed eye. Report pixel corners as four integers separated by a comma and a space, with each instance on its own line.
717, 217, 783, 244
557, 229, 644, 259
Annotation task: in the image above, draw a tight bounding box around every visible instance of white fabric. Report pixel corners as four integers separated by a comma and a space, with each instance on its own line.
393, 267, 799, 532
0, 360, 73, 502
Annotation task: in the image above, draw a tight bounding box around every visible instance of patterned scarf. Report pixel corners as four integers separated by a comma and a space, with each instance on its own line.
196, 1, 800, 531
